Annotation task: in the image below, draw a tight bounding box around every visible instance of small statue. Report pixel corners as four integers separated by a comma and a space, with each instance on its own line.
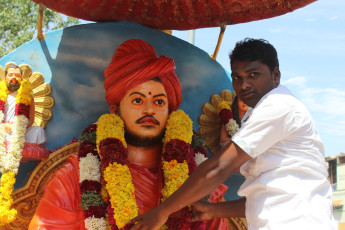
0, 64, 49, 224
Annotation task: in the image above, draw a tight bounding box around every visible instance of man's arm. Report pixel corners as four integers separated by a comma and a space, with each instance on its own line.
130, 141, 251, 230
191, 198, 246, 222
28, 97, 35, 127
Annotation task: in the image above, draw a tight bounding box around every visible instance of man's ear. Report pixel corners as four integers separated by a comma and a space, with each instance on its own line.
110, 104, 118, 114
273, 67, 281, 86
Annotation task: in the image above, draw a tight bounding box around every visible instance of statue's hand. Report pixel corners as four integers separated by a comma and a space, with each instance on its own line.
130, 206, 169, 230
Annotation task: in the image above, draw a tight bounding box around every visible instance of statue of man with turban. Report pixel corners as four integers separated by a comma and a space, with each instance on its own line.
29, 39, 229, 230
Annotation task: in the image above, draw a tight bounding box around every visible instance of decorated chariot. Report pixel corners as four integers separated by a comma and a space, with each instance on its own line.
0, 1, 316, 229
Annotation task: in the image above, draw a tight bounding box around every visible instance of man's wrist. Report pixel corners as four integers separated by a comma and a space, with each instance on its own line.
158, 200, 177, 219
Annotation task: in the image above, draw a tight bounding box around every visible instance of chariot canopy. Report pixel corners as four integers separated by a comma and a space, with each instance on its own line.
31, 0, 316, 30
30, 0, 317, 59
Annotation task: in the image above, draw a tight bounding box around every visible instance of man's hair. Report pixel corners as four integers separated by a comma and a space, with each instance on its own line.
229, 38, 279, 73
5, 64, 23, 76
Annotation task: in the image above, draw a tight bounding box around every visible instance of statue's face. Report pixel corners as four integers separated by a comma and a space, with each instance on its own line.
119, 80, 169, 146
5, 68, 22, 92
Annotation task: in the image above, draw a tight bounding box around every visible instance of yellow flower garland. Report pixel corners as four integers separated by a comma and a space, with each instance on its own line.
0, 79, 32, 225
0, 171, 16, 224
161, 110, 192, 202
0, 81, 9, 102
96, 114, 127, 150
104, 163, 137, 229
96, 114, 137, 229
217, 101, 232, 113
15, 80, 32, 105
161, 160, 189, 200
163, 110, 193, 144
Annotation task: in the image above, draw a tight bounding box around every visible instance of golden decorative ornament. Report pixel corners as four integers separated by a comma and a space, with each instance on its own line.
0, 66, 4, 81
198, 90, 233, 154
0, 63, 54, 128
0, 142, 79, 230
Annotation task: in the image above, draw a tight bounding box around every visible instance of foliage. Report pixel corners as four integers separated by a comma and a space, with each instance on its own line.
0, 0, 80, 57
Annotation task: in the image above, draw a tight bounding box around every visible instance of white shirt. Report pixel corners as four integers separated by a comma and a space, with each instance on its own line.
232, 85, 336, 230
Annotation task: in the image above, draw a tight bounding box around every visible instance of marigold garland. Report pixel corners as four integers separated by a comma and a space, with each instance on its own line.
79, 110, 205, 230
96, 114, 126, 150
0, 79, 32, 225
161, 110, 194, 229
103, 162, 137, 229
217, 101, 232, 113
0, 171, 16, 224
161, 160, 189, 200
163, 110, 193, 144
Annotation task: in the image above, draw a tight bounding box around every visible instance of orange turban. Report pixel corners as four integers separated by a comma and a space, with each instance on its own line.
104, 39, 181, 112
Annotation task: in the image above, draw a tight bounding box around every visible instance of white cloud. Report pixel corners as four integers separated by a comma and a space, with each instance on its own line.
330, 16, 339, 20
282, 76, 306, 87
283, 77, 345, 136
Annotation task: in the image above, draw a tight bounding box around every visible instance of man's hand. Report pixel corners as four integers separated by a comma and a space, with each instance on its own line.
220, 125, 231, 148
130, 206, 168, 230
191, 200, 215, 222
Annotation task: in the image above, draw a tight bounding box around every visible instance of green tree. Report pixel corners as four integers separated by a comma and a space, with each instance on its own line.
0, 0, 80, 57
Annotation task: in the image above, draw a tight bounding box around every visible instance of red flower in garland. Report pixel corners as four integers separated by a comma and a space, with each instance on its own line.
15, 103, 30, 118
165, 206, 191, 229
0, 100, 5, 111
188, 156, 197, 175
106, 204, 117, 229
99, 138, 127, 170
80, 180, 102, 193
78, 141, 98, 158
83, 206, 106, 218
219, 109, 234, 125
194, 146, 208, 158
164, 139, 191, 163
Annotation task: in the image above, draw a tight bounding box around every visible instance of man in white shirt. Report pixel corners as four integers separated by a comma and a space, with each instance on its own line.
130, 38, 336, 230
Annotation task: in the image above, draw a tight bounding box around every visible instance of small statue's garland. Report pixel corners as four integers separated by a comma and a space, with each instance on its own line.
79, 110, 206, 230
218, 101, 239, 137
0, 79, 32, 225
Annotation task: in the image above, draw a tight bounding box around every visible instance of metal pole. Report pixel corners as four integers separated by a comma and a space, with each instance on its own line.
187, 30, 195, 45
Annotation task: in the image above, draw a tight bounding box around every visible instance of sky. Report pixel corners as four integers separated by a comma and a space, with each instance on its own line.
172, 0, 345, 157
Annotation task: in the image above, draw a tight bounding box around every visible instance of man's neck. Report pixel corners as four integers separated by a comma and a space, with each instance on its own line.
127, 144, 162, 169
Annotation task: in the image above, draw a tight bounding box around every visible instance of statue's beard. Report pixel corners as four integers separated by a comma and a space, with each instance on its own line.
124, 127, 165, 147
7, 80, 20, 92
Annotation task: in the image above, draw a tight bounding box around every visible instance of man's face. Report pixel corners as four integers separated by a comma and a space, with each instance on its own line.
117, 80, 169, 147
5, 68, 22, 92
231, 60, 280, 108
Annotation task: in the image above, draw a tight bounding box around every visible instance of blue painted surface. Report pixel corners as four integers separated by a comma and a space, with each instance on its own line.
0, 22, 243, 198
